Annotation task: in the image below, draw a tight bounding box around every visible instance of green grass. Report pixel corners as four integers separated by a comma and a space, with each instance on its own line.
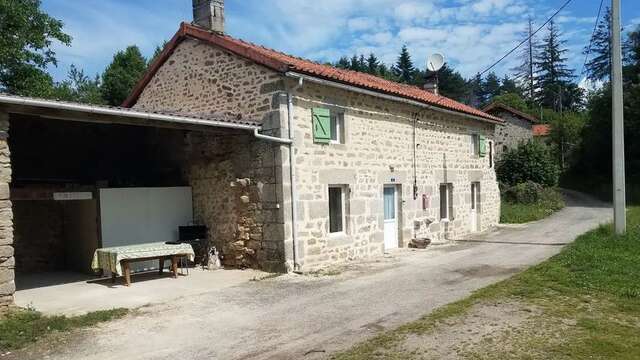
0, 307, 129, 351
500, 200, 563, 223
332, 207, 640, 359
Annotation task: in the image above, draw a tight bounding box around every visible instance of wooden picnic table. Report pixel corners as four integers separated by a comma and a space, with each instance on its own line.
91, 242, 195, 286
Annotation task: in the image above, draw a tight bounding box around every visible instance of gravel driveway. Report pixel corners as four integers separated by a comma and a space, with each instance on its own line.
13, 191, 611, 360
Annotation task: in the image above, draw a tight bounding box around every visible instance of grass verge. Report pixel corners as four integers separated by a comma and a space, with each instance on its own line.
500, 200, 562, 223
0, 307, 129, 351
332, 207, 640, 359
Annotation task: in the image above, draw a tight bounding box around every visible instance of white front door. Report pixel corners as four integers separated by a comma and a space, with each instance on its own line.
383, 185, 398, 250
470, 182, 480, 232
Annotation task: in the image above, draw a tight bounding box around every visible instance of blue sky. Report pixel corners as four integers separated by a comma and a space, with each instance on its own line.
42, 0, 640, 84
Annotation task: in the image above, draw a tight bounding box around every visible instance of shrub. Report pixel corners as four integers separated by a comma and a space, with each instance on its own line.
503, 181, 544, 204
497, 140, 560, 187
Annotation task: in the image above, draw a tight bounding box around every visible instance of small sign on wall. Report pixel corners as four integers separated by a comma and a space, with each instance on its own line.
53, 192, 93, 201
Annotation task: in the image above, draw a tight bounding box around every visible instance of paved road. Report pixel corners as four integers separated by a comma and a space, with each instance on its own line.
14, 191, 611, 360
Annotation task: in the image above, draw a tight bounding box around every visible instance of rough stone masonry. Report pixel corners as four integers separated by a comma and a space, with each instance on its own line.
0, 113, 14, 309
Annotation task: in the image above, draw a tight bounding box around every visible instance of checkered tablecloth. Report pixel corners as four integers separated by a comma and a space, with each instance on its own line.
91, 242, 195, 276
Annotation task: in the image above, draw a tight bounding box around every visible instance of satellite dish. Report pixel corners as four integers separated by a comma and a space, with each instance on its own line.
427, 53, 445, 72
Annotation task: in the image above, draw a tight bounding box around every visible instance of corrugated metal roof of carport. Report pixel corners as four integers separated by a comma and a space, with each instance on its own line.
0, 93, 262, 131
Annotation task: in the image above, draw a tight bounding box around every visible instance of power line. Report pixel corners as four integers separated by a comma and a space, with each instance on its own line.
477, 0, 574, 77
580, 0, 606, 78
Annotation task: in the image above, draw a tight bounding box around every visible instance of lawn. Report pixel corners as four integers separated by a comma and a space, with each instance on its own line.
500, 200, 563, 223
332, 207, 640, 359
0, 308, 129, 351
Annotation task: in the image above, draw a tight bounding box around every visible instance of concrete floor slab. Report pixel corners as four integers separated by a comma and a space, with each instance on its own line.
14, 268, 266, 316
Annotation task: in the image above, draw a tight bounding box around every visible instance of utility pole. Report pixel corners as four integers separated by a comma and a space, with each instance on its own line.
611, 0, 626, 234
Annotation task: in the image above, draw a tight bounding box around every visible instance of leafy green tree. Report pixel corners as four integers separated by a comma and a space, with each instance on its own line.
534, 21, 576, 110
0, 0, 71, 96
497, 140, 560, 187
491, 92, 531, 114
548, 111, 586, 170
392, 45, 416, 84
101, 46, 147, 106
583, 7, 612, 82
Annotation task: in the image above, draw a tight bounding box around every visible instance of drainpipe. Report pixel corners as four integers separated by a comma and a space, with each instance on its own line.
287, 76, 304, 272
251, 76, 303, 272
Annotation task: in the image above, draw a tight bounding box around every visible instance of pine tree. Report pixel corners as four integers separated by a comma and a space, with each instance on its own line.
366, 53, 380, 74
511, 16, 538, 103
336, 56, 350, 69
349, 55, 361, 72
483, 72, 501, 103
436, 64, 468, 102
583, 7, 612, 82
392, 45, 415, 84
467, 73, 485, 108
101, 46, 147, 106
534, 21, 575, 110
500, 75, 520, 95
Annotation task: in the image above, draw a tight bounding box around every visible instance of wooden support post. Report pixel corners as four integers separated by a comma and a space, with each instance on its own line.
158, 257, 164, 275
171, 256, 178, 278
123, 261, 131, 286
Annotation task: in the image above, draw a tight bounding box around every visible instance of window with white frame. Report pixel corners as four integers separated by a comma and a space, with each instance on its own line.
330, 112, 345, 144
439, 183, 454, 221
328, 185, 348, 233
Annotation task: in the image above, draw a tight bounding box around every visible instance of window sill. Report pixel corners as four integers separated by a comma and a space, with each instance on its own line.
328, 231, 348, 238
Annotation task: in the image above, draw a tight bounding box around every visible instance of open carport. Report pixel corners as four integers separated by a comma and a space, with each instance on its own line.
0, 94, 289, 310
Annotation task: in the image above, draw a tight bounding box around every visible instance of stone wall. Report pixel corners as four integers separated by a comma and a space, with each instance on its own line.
493, 110, 533, 159
133, 38, 283, 124
13, 201, 64, 272
0, 113, 13, 309
132, 40, 290, 272
186, 130, 287, 272
288, 81, 501, 269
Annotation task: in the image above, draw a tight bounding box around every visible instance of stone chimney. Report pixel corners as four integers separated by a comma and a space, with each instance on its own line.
192, 0, 224, 33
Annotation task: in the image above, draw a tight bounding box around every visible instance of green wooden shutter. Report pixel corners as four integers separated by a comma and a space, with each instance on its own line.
479, 135, 487, 157
312, 108, 331, 144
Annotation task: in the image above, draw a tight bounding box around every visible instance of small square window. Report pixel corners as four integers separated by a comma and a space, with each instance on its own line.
330, 113, 345, 144
440, 183, 454, 221
329, 185, 347, 233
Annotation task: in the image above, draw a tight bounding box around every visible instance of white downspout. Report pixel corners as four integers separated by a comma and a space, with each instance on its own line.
251, 76, 303, 272
287, 76, 304, 271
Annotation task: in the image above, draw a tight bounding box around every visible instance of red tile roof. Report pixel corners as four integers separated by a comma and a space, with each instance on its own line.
482, 102, 539, 123
124, 22, 502, 124
533, 124, 551, 137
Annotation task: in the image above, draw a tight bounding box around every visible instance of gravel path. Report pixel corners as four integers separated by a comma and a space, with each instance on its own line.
12, 191, 611, 360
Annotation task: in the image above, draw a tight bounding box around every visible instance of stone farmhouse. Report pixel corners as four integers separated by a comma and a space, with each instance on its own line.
0, 0, 504, 309
483, 102, 540, 159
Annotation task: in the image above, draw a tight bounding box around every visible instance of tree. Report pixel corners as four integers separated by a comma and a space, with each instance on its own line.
392, 45, 416, 84
482, 72, 501, 103
366, 53, 380, 75
512, 16, 539, 104
491, 92, 531, 114
548, 111, 586, 170
0, 0, 71, 96
434, 64, 468, 102
624, 25, 640, 83
336, 56, 350, 69
497, 140, 560, 187
466, 73, 485, 108
52, 65, 104, 104
500, 75, 520, 95
101, 46, 147, 106
583, 7, 612, 82
534, 21, 576, 110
